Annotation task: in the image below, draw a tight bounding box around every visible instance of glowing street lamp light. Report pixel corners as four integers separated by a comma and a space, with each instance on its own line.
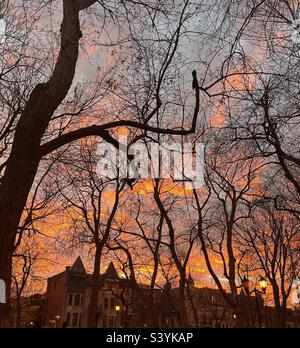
259, 276, 268, 294
115, 305, 121, 312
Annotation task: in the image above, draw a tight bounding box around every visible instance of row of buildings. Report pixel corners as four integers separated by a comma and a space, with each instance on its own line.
17, 257, 300, 328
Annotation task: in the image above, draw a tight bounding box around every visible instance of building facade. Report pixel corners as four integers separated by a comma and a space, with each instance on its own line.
43, 257, 300, 328
43, 257, 125, 328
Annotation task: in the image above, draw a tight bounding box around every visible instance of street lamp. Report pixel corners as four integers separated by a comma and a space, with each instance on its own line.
241, 275, 268, 328
258, 276, 268, 294
115, 305, 121, 328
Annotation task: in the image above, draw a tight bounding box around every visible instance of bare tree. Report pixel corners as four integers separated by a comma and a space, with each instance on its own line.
0, 2, 203, 324
238, 199, 300, 327
57, 145, 126, 327
11, 236, 39, 328
191, 137, 264, 326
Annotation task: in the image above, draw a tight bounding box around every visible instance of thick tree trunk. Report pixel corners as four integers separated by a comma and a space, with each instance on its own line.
275, 306, 287, 328
279, 310, 287, 328
15, 296, 21, 328
149, 259, 159, 327
272, 281, 287, 328
0, 0, 82, 325
178, 273, 187, 327
0, 124, 44, 323
186, 284, 199, 327
87, 247, 102, 328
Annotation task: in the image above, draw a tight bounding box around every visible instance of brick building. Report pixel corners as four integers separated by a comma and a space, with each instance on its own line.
43, 257, 126, 328
43, 257, 300, 328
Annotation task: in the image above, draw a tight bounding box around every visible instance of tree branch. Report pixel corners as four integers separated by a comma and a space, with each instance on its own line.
40, 70, 200, 157
77, 0, 98, 11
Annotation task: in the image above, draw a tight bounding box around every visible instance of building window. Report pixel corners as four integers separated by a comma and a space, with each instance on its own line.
72, 313, 79, 327
104, 297, 109, 309
110, 297, 115, 310
201, 313, 207, 325
75, 294, 80, 306
68, 293, 73, 306
66, 313, 71, 326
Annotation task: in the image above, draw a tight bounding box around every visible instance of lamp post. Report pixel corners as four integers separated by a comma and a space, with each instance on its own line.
55, 315, 61, 328
242, 275, 268, 328
115, 305, 121, 328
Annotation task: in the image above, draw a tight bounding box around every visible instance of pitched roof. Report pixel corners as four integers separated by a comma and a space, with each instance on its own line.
103, 261, 119, 279
70, 256, 86, 274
